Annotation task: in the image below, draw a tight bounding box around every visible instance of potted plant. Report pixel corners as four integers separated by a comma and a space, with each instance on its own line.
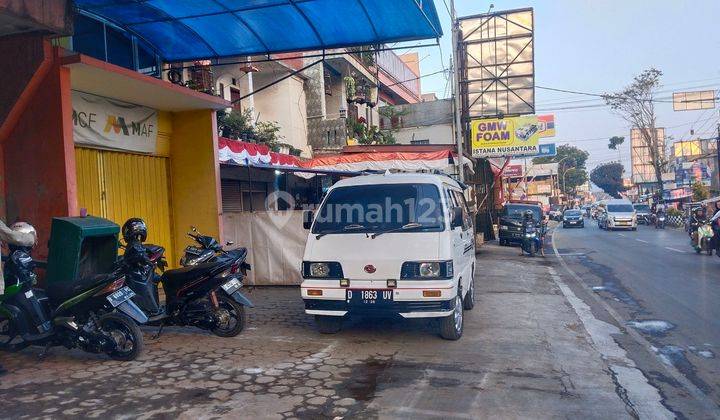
343, 76, 356, 103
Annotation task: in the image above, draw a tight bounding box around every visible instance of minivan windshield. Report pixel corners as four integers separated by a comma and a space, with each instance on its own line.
503, 204, 542, 220
608, 204, 634, 212
312, 183, 445, 235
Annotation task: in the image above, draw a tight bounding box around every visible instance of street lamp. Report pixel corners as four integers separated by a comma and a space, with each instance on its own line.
553, 156, 570, 198
562, 166, 574, 204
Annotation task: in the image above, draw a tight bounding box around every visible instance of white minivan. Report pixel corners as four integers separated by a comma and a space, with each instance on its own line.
300, 173, 475, 340
600, 198, 637, 231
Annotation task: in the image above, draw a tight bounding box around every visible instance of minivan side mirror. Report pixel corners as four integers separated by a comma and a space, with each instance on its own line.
450, 207, 463, 229
303, 210, 314, 230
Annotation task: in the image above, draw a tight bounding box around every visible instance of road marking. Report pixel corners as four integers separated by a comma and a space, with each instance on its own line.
664, 247, 686, 253
551, 230, 718, 417
635, 239, 649, 243
618, 233, 626, 237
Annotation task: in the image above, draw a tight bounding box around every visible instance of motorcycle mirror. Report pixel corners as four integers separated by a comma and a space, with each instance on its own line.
226, 241, 234, 246
191, 226, 198, 232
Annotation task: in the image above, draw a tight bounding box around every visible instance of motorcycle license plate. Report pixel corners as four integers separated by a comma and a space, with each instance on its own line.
107, 287, 135, 307
221, 278, 242, 294
346, 289, 393, 305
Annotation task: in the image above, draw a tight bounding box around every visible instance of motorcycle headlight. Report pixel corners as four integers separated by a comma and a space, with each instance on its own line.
500, 225, 509, 230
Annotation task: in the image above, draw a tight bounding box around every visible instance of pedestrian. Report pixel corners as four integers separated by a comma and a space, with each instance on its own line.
0, 220, 37, 376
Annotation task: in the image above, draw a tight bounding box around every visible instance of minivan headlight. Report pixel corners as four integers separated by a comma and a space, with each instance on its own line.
302, 261, 343, 279
401, 261, 453, 279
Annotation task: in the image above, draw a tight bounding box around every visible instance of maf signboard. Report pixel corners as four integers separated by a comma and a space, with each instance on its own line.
471, 115, 540, 157
458, 8, 534, 118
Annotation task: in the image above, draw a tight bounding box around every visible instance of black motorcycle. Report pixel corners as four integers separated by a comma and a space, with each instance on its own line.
122, 226, 252, 337
1, 243, 147, 360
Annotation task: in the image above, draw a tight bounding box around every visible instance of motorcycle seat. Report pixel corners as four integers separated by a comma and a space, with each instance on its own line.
161, 263, 217, 285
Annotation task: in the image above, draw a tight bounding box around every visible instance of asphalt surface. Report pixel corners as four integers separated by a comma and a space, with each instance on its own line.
554, 218, 720, 416
1, 245, 650, 419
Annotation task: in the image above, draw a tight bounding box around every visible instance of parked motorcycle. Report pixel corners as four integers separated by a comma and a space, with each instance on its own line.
691, 224, 713, 255
0, 224, 147, 361
121, 220, 252, 337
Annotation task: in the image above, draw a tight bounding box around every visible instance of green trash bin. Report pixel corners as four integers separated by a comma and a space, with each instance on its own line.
45, 217, 120, 300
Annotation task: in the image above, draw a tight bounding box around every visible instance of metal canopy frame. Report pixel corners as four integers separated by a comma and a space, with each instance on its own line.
458, 8, 535, 121
74, 0, 444, 62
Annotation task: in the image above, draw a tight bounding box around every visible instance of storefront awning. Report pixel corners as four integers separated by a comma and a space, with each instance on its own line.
74, 0, 443, 62
300, 150, 465, 175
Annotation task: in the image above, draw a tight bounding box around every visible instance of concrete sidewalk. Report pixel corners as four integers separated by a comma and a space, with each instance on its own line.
0, 244, 667, 419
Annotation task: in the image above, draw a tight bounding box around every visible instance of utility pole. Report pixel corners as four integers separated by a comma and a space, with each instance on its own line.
716, 122, 720, 191
450, 0, 465, 182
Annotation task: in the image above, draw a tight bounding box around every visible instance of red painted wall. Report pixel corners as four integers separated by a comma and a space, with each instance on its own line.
3, 54, 77, 260
0, 34, 49, 138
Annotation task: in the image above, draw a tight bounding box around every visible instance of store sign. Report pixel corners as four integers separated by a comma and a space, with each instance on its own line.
535, 143, 557, 157
72, 91, 158, 153
503, 164, 523, 178
471, 115, 553, 158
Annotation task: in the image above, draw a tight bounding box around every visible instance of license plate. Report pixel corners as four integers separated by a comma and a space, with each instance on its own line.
346, 289, 394, 305
221, 278, 242, 294
107, 287, 135, 307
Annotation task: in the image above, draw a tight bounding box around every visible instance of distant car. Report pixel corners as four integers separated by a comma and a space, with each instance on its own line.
499, 202, 544, 246
549, 205, 565, 221
598, 199, 637, 231
633, 203, 651, 225
562, 209, 584, 228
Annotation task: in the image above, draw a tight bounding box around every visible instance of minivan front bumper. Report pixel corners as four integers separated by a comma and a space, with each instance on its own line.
303, 297, 456, 318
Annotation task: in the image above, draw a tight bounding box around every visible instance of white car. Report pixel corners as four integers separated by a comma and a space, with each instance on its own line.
601, 199, 637, 231
300, 173, 476, 340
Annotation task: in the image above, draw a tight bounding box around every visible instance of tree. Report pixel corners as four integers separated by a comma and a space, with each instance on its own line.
692, 181, 709, 201
255, 120, 284, 149
217, 108, 254, 140
533, 144, 590, 195
608, 136, 624, 150
590, 162, 626, 198
603, 68, 666, 196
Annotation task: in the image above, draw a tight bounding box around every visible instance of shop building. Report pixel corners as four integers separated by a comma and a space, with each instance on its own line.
1, 13, 228, 264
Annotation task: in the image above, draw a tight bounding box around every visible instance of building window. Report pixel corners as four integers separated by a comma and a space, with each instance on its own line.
411, 139, 430, 145
70, 13, 160, 77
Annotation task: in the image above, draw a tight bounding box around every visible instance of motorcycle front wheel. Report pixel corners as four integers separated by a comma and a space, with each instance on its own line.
211, 294, 246, 337
99, 312, 144, 361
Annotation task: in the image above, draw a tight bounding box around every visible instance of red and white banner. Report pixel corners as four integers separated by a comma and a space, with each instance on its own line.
218, 137, 300, 167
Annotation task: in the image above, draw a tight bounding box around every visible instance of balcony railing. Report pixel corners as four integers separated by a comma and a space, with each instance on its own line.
375, 49, 420, 97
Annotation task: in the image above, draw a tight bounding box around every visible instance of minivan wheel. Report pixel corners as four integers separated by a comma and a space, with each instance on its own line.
440, 292, 463, 340
463, 277, 475, 310
315, 315, 343, 334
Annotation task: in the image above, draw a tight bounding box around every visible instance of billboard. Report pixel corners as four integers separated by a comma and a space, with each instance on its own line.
672, 140, 701, 158
503, 164, 523, 178
675, 161, 711, 187
673, 90, 716, 111
536, 143, 556, 157
470, 115, 552, 157
459, 8, 534, 118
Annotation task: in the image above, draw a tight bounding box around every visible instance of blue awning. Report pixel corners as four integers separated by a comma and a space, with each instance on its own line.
74, 0, 443, 62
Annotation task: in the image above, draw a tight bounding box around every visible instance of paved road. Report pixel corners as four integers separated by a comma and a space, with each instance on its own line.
1, 246, 650, 419
554, 218, 720, 414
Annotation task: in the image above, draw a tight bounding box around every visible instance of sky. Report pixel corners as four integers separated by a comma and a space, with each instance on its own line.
408, 0, 720, 175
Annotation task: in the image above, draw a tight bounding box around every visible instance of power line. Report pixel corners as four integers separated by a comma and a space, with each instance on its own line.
383, 68, 448, 88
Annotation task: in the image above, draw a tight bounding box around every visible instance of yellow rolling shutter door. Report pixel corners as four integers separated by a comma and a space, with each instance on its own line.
75, 148, 175, 265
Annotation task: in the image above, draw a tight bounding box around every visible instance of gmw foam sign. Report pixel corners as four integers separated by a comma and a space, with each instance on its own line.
470, 115, 554, 158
